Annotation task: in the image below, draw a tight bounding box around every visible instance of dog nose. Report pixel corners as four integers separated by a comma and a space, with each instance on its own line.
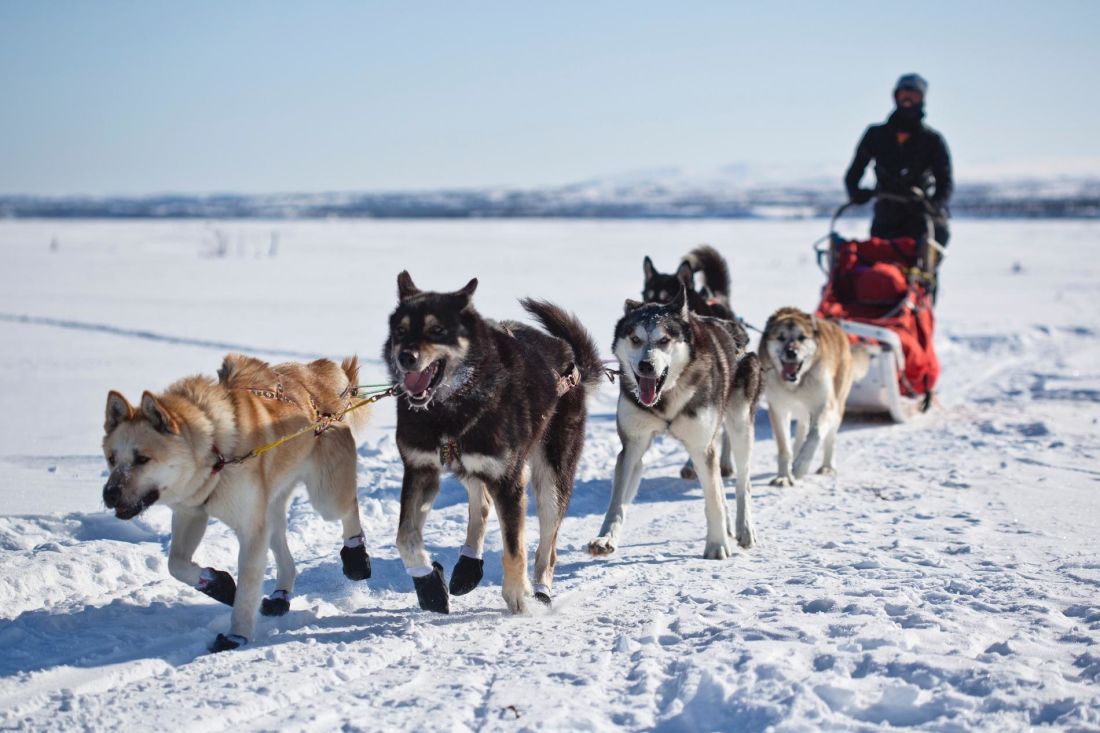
637, 361, 655, 376
397, 350, 419, 370
784, 345, 798, 359
103, 482, 121, 508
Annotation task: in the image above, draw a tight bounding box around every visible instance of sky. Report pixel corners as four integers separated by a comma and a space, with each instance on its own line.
0, 1, 1097, 195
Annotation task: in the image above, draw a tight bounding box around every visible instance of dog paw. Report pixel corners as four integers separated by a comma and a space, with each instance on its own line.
210, 633, 247, 653
412, 562, 450, 614
449, 555, 484, 596
586, 537, 617, 557
770, 475, 795, 487
703, 536, 734, 560
196, 567, 236, 606
533, 591, 552, 607
260, 590, 291, 617
340, 544, 372, 581
502, 583, 531, 614
720, 464, 735, 479
816, 465, 836, 476
736, 524, 757, 549
680, 463, 697, 480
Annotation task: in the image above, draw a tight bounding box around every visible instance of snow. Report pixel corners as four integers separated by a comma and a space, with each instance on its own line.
1, 218, 1099, 730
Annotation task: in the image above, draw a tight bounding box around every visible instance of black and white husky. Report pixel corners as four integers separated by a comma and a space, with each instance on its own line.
385, 272, 602, 613
643, 244, 738, 478
588, 286, 762, 559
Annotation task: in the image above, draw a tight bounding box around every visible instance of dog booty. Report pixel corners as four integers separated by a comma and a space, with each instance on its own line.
210, 633, 248, 653
197, 567, 236, 606
340, 543, 372, 581
412, 561, 450, 614
449, 555, 484, 596
260, 589, 292, 617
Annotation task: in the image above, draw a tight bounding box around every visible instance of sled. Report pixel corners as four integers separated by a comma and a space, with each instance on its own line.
813, 192, 944, 422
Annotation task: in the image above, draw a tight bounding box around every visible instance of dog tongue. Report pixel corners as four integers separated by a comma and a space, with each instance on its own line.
403, 367, 433, 395
638, 376, 659, 405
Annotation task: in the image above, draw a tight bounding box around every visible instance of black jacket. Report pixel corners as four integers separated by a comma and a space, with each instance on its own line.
845, 121, 953, 208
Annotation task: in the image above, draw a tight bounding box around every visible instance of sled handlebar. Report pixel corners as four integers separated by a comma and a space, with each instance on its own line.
830, 189, 938, 233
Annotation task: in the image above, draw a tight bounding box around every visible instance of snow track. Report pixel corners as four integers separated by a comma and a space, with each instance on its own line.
1, 220, 1098, 730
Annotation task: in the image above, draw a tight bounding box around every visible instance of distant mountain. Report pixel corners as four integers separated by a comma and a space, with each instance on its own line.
2, 168, 1097, 219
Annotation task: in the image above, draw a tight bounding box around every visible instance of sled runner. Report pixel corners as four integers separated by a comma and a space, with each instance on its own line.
813, 192, 944, 422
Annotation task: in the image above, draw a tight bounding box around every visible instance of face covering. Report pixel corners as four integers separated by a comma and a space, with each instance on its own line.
889, 101, 925, 133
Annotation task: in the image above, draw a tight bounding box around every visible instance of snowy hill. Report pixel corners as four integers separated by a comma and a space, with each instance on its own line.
2, 166, 1098, 220
0, 219, 1098, 730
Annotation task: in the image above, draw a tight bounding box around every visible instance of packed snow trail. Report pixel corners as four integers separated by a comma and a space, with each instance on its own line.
1, 220, 1098, 731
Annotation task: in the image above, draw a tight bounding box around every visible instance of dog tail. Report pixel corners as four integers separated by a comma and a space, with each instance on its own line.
520, 298, 603, 389
850, 343, 871, 381
339, 356, 372, 437
683, 245, 730, 299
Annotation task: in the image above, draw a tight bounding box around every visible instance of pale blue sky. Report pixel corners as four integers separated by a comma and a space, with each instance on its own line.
1, 1, 1096, 195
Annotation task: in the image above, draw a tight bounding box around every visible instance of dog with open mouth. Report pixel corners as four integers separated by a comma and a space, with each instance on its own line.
385, 272, 602, 614
101, 354, 373, 652
588, 284, 762, 559
642, 244, 739, 479
761, 307, 867, 485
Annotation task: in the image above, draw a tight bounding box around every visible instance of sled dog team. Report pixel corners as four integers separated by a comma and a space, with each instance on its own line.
101, 246, 862, 651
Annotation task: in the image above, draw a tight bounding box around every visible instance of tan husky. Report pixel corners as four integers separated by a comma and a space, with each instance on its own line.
101, 354, 372, 652
761, 307, 866, 485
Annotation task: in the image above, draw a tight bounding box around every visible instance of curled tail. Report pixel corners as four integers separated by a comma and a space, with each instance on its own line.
520, 298, 603, 389
683, 245, 730, 299
339, 355, 372, 438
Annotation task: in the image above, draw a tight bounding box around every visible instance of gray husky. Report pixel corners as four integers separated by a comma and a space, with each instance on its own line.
588, 286, 763, 559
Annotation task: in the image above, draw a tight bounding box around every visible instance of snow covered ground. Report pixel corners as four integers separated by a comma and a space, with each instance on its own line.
0, 218, 1098, 731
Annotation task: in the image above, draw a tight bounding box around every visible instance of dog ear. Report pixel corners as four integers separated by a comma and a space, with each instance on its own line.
105, 391, 133, 434
141, 391, 179, 435
397, 271, 420, 301
623, 298, 644, 314
676, 261, 694, 286
669, 283, 689, 320
456, 277, 478, 298
642, 256, 655, 281
811, 315, 821, 336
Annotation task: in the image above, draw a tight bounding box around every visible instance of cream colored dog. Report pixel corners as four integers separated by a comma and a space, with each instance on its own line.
761, 308, 865, 484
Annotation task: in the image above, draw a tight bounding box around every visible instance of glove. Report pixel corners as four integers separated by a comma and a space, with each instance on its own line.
850, 188, 874, 204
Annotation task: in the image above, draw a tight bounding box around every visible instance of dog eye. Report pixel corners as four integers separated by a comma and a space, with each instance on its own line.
133, 454, 150, 465
797, 335, 807, 342
658, 337, 671, 346
107, 453, 116, 467
394, 326, 408, 337
427, 325, 445, 338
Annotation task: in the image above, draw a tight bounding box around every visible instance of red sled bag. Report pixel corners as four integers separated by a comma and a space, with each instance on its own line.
817, 236, 939, 397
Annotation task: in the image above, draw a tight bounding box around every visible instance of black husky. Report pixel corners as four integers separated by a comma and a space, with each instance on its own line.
642, 244, 735, 320
384, 272, 602, 614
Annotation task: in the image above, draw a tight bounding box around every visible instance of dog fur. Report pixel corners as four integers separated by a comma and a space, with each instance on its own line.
642, 244, 735, 321
588, 285, 762, 559
643, 244, 738, 479
385, 272, 602, 614
761, 307, 866, 484
101, 354, 371, 650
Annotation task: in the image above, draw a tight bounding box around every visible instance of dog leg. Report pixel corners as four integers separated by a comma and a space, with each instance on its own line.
491, 478, 531, 614
680, 457, 697, 481
213, 520, 268, 652
261, 493, 295, 617
768, 405, 795, 487
817, 403, 840, 475
168, 507, 210, 588
530, 448, 564, 605
728, 399, 757, 549
397, 466, 447, 613
450, 477, 491, 596
588, 432, 653, 556
687, 439, 734, 560
307, 429, 371, 581
720, 426, 735, 478
793, 407, 825, 479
